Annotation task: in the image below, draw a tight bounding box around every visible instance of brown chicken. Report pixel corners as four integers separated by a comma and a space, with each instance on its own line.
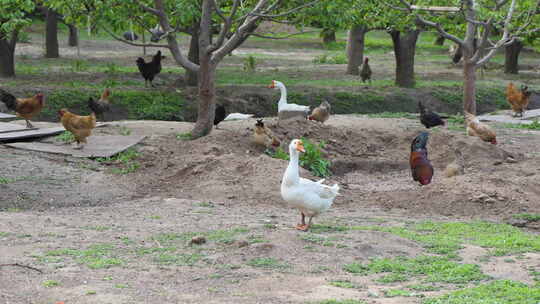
59, 109, 96, 149
410, 132, 434, 186
506, 82, 531, 117
308, 100, 331, 123
0, 89, 45, 128
253, 119, 280, 148
465, 111, 497, 145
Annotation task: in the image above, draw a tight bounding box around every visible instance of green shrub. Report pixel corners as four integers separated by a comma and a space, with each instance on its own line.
267, 139, 331, 177
299, 138, 331, 177
243, 55, 256, 72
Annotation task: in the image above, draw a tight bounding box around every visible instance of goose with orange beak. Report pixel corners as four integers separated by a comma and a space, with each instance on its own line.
281, 139, 340, 231
268, 80, 310, 113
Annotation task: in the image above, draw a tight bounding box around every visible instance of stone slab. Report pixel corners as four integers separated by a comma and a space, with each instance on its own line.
0, 127, 65, 142
477, 109, 540, 124
4, 135, 146, 158
0, 113, 16, 122
0, 122, 33, 134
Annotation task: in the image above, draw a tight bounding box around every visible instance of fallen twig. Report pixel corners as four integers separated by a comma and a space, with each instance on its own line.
0, 263, 43, 273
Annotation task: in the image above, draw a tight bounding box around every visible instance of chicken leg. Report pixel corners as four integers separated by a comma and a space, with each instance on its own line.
25, 120, 34, 129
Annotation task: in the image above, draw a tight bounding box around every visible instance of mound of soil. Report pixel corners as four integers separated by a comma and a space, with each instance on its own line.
129, 115, 539, 219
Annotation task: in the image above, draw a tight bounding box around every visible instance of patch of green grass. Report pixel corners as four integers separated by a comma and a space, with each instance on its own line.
86, 290, 97, 295
0, 177, 15, 184
69, 59, 90, 72
247, 257, 289, 269
152, 227, 249, 245
316, 300, 366, 304
263, 223, 277, 229
408, 284, 440, 291
300, 233, 327, 244
82, 226, 110, 232
118, 126, 132, 136
97, 147, 140, 174
502, 119, 540, 131
512, 213, 540, 222
0, 232, 9, 237
309, 224, 349, 233
313, 53, 348, 64
115, 283, 128, 289
45, 243, 123, 269
207, 227, 250, 244
40, 89, 185, 121
422, 280, 540, 304
352, 221, 540, 256
344, 255, 488, 285
384, 288, 414, 297
377, 273, 410, 283
247, 235, 268, 244
42, 280, 60, 288
366, 112, 416, 119
176, 132, 193, 140
243, 55, 257, 72
447, 114, 465, 124
154, 253, 203, 266
197, 202, 214, 208
329, 280, 358, 289
52, 131, 74, 143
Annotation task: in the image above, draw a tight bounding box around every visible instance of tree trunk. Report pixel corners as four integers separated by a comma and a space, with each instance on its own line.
346, 25, 367, 75
45, 8, 60, 58
390, 30, 420, 88
321, 29, 336, 45
434, 35, 445, 45
192, 58, 216, 138
504, 39, 523, 74
463, 61, 477, 114
185, 30, 200, 86
0, 38, 16, 78
67, 24, 78, 47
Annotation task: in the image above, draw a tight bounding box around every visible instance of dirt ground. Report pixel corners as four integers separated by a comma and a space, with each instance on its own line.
1, 115, 540, 304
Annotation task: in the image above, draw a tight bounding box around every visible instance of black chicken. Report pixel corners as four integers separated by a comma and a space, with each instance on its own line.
87, 88, 111, 120
136, 50, 165, 87
418, 102, 445, 128
360, 56, 372, 83
214, 104, 226, 129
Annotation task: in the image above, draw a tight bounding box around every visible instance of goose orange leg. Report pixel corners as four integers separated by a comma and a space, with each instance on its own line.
296, 212, 309, 231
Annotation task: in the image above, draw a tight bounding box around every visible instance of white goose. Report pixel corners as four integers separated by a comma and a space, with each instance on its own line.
281, 139, 340, 231
269, 80, 310, 113
224, 113, 254, 121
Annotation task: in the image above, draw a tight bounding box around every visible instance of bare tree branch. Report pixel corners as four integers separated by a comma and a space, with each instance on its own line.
495, 0, 512, 10
476, 0, 517, 66
248, 0, 318, 18
133, 0, 163, 17
380, 0, 409, 11
207, 0, 241, 53
211, 0, 271, 64
153, 0, 199, 72
395, 0, 465, 46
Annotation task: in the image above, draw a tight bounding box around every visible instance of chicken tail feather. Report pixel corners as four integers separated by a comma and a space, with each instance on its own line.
0, 89, 17, 111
